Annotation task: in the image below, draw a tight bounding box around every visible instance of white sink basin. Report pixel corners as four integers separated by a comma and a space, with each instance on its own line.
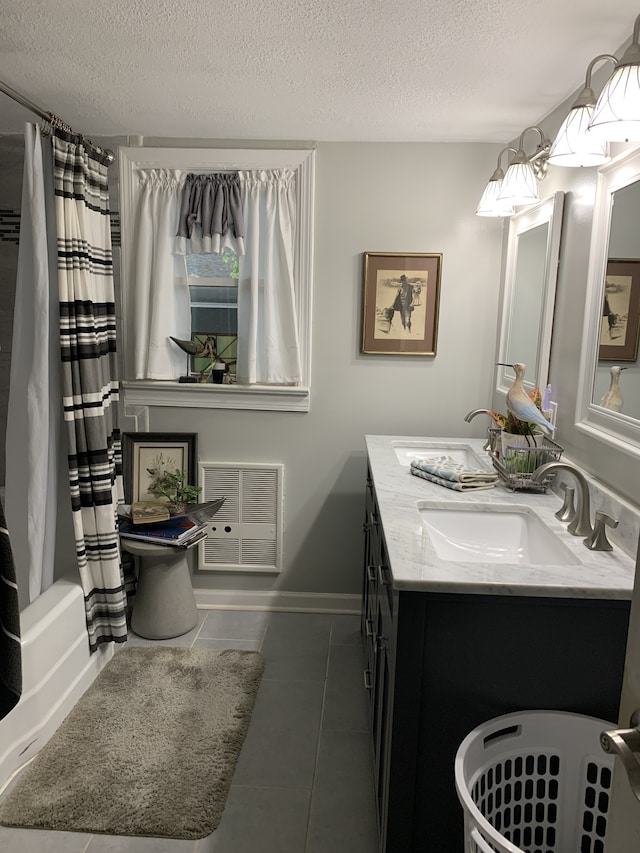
392, 440, 490, 469
418, 502, 581, 566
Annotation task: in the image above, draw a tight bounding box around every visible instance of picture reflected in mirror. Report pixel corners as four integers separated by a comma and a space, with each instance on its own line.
592, 178, 640, 420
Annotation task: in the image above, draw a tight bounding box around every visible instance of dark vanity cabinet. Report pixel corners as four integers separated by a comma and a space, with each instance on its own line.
361, 467, 631, 853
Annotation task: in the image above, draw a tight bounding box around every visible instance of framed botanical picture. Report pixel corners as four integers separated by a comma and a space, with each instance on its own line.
122, 433, 197, 504
361, 252, 442, 355
599, 258, 640, 361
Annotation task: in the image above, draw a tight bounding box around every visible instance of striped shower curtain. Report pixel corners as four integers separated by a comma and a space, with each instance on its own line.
52, 130, 128, 651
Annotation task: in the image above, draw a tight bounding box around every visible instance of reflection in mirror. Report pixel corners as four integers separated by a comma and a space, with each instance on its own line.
591, 181, 640, 420
506, 222, 549, 377
577, 145, 640, 456
497, 192, 564, 396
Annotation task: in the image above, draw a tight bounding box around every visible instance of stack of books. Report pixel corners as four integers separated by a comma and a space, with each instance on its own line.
118, 498, 225, 549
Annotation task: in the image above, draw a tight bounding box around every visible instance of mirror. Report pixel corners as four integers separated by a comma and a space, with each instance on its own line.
497, 192, 565, 396
577, 146, 640, 456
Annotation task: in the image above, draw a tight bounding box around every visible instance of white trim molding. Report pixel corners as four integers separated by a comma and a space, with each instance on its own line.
193, 588, 360, 615
118, 146, 315, 414
575, 144, 640, 459
122, 381, 310, 412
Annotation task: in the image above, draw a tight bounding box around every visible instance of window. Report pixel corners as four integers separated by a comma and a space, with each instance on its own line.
184, 253, 238, 383
118, 147, 315, 412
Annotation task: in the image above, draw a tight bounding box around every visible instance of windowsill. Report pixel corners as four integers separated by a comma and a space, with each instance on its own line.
121, 380, 310, 412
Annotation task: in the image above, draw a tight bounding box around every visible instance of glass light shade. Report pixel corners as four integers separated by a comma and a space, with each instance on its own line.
548, 104, 610, 167
497, 159, 539, 205
588, 64, 640, 141
476, 179, 514, 217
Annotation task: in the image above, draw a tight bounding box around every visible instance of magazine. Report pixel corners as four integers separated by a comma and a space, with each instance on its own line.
119, 514, 206, 546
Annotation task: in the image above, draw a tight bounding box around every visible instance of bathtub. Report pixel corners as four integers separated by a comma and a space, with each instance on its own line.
0, 576, 113, 790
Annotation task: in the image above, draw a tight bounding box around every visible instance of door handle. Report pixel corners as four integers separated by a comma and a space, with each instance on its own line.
600, 709, 640, 802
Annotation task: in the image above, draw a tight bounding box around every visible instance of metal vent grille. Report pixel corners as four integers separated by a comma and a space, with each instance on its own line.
198, 462, 283, 573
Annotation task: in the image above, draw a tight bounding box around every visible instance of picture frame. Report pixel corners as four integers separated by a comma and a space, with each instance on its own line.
599, 258, 640, 361
122, 433, 197, 504
361, 252, 442, 355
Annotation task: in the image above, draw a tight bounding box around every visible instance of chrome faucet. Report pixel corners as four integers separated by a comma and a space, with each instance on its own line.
463, 409, 498, 452
531, 461, 593, 536
464, 408, 493, 423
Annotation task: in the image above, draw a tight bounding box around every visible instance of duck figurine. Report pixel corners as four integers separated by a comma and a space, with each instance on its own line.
599, 365, 627, 413
497, 362, 556, 435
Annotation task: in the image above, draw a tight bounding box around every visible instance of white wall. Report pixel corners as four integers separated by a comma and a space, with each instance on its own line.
147, 141, 504, 595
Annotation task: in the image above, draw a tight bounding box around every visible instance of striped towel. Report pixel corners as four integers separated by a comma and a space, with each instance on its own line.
410, 455, 498, 484
0, 498, 21, 720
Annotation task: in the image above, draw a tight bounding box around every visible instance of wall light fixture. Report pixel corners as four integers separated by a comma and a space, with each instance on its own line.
548, 54, 617, 167
589, 14, 640, 141
497, 127, 551, 206
476, 147, 517, 217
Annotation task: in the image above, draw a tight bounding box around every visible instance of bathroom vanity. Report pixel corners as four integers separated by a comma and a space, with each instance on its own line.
362, 435, 637, 853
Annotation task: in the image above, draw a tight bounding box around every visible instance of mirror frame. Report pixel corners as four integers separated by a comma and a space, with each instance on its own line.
496, 191, 565, 397
576, 145, 640, 459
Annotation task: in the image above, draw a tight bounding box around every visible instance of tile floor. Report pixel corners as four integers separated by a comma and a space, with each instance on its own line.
0, 610, 378, 853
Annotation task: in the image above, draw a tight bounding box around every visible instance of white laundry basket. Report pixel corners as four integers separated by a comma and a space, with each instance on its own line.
455, 711, 615, 853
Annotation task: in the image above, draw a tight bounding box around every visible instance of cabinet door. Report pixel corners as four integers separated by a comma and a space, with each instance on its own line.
362, 471, 380, 722
361, 471, 377, 638
373, 574, 394, 848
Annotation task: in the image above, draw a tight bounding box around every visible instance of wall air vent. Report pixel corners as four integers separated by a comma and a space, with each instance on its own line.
197, 462, 283, 573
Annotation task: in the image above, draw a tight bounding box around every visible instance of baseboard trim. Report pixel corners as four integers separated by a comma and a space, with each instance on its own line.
193, 588, 360, 615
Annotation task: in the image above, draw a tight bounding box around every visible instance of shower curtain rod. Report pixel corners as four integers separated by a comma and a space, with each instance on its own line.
0, 79, 115, 164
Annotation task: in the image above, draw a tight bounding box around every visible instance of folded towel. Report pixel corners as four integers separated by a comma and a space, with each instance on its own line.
410, 455, 498, 484
410, 464, 497, 491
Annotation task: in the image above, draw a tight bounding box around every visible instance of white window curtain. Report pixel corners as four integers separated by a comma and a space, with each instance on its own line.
236, 169, 301, 385
133, 170, 189, 379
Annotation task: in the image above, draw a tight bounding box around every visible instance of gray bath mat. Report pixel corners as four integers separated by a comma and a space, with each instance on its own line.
0, 645, 264, 839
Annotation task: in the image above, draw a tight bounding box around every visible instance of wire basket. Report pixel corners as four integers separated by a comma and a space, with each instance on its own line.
487, 428, 564, 492
455, 710, 615, 853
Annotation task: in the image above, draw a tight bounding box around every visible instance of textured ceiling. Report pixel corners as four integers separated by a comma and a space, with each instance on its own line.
0, 1, 639, 143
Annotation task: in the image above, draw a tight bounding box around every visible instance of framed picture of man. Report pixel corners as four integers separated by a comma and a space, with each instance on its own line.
361, 252, 442, 355
599, 258, 640, 362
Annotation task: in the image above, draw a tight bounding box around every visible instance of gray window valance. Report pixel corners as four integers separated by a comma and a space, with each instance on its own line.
175, 172, 245, 256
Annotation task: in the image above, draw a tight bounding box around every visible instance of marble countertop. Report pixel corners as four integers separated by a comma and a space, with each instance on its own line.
366, 435, 637, 600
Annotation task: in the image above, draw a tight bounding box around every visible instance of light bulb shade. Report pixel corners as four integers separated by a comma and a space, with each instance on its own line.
497, 159, 539, 205
588, 64, 640, 141
548, 104, 610, 167
476, 179, 514, 217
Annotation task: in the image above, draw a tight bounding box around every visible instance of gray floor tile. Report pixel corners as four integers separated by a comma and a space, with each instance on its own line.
260, 632, 328, 681
306, 730, 378, 853
197, 786, 310, 853
330, 614, 364, 645
231, 677, 323, 789
86, 836, 196, 852
263, 612, 333, 646
193, 638, 261, 651
248, 678, 325, 732
322, 644, 370, 732
230, 724, 318, 789
199, 610, 270, 642
0, 826, 92, 852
